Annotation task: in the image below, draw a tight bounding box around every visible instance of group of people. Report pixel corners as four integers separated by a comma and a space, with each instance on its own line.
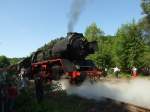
104, 66, 138, 78
0, 66, 47, 112
0, 68, 28, 112
0, 73, 17, 112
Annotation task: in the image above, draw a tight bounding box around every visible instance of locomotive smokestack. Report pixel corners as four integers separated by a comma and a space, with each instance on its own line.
67, 32, 83, 38
68, 0, 88, 32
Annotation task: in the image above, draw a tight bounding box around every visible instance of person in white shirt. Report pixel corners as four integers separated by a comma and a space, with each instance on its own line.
112, 66, 120, 78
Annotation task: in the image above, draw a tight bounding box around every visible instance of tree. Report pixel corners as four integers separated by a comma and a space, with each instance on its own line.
84, 23, 104, 41
100, 36, 115, 68
84, 23, 115, 68
0, 55, 10, 68
84, 23, 104, 67
141, 0, 150, 15
115, 22, 145, 68
139, 0, 150, 44
9, 58, 22, 65
142, 45, 150, 66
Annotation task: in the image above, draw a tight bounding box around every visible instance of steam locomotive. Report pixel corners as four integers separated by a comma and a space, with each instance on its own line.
19, 32, 101, 85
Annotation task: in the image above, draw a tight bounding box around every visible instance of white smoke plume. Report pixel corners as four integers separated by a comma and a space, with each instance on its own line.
60, 78, 150, 109
68, 0, 88, 32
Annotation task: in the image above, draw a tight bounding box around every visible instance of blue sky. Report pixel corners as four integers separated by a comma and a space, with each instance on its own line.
0, 0, 142, 58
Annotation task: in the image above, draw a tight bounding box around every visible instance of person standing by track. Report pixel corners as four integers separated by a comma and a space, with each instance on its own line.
112, 66, 120, 78
131, 66, 138, 78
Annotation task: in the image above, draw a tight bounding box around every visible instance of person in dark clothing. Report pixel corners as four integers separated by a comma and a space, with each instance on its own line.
0, 71, 7, 112
35, 77, 44, 102
1, 85, 7, 112
7, 83, 18, 112
0, 85, 4, 112
34, 67, 44, 102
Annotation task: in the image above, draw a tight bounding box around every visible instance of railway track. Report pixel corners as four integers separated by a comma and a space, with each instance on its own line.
103, 98, 150, 112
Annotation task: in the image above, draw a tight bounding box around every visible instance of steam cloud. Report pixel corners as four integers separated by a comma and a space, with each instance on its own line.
60, 78, 150, 109
68, 0, 88, 32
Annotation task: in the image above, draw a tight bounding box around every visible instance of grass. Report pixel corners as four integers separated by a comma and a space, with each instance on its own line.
15, 88, 96, 112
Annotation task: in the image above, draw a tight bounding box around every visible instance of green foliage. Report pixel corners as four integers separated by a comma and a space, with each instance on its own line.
91, 52, 112, 68
92, 36, 115, 68
101, 36, 115, 68
141, 0, 150, 15
0, 55, 21, 69
9, 57, 22, 65
142, 45, 150, 66
85, 23, 115, 68
84, 23, 114, 68
84, 22, 104, 41
139, 0, 150, 44
0, 55, 10, 68
115, 22, 145, 68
